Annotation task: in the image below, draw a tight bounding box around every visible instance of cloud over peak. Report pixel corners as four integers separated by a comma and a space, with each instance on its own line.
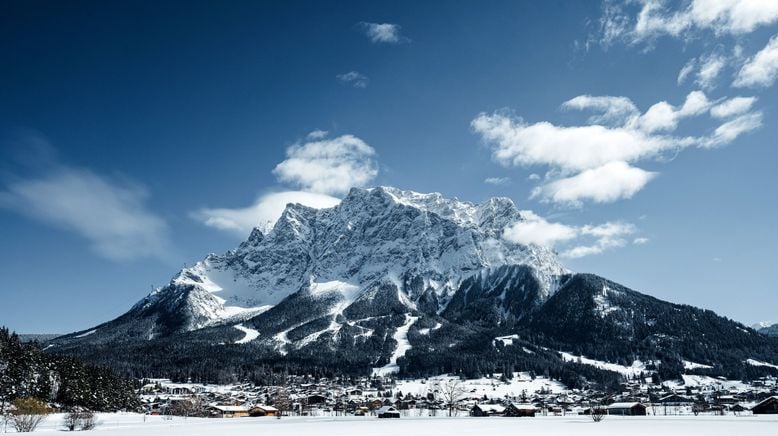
503, 210, 639, 259
192, 191, 340, 237
273, 133, 378, 196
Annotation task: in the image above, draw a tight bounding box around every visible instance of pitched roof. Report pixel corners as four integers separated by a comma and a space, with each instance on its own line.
607, 402, 644, 409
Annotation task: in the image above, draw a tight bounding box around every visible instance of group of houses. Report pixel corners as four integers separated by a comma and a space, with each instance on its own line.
136, 373, 778, 419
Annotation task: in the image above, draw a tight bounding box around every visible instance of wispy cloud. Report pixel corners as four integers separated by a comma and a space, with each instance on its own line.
472, 91, 761, 206
502, 210, 638, 258
598, 0, 778, 46
336, 71, 370, 88
273, 133, 378, 196
359, 22, 408, 44
0, 161, 171, 262
484, 177, 510, 186
192, 191, 340, 237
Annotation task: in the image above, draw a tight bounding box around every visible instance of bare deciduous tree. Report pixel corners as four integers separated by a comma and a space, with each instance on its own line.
171, 397, 204, 418
437, 378, 467, 417
272, 385, 291, 418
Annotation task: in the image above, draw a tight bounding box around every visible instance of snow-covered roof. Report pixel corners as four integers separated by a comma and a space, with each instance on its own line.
475, 404, 505, 412
211, 405, 249, 412
608, 402, 644, 409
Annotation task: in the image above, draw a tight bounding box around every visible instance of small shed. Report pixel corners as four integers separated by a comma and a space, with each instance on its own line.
249, 405, 279, 417
607, 402, 647, 416
504, 403, 536, 417
752, 396, 778, 415
470, 404, 506, 417
377, 406, 401, 418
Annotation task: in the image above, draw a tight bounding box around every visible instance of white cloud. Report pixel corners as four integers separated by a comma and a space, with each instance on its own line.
705, 112, 763, 147
502, 210, 578, 247
633, 237, 650, 245
734, 34, 778, 88
0, 168, 170, 261
710, 96, 758, 119
674, 54, 728, 89
502, 211, 638, 258
307, 129, 329, 140
696, 54, 727, 89
531, 161, 657, 206
600, 0, 778, 45
484, 177, 510, 185
636, 90, 710, 132
562, 222, 637, 258
677, 58, 696, 84
562, 95, 638, 126
192, 191, 340, 237
472, 90, 759, 205
273, 134, 378, 196
359, 22, 407, 44
336, 71, 369, 88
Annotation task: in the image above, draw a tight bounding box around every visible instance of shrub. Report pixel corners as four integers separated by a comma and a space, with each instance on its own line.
11, 397, 50, 432
591, 407, 606, 422
63, 407, 97, 431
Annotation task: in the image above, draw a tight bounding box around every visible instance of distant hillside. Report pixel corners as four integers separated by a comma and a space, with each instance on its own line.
756, 323, 778, 337
17, 333, 61, 343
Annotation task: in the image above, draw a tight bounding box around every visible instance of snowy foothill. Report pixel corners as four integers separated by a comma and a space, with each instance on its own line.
683, 360, 713, 370
746, 359, 778, 370
557, 351, 649, 378
15, 413, 778, 435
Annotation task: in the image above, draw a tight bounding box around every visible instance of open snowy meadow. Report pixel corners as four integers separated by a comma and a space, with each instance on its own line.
14, 413, 778, 435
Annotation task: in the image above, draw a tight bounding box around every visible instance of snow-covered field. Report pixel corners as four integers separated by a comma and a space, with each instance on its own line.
16, 413, 778, 435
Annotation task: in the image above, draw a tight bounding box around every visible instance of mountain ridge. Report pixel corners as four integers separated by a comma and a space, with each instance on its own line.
46, 186, 778, 386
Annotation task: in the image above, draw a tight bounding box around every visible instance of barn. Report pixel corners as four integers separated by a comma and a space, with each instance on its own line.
504, 403, 536, 417
249, 405, 279, 417
470, 404, 506, 417
752, 396, 778, 415
208, 405, 250, 418
607, 402, 647, 416
377, 406, 401, 418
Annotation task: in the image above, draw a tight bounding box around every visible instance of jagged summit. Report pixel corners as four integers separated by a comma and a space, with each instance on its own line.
59, 186, 566, 342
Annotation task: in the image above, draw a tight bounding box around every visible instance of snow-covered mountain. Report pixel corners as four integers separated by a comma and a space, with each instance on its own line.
135, 187, 564, 334
754, 322, 778, 337
48, 187, 778, 382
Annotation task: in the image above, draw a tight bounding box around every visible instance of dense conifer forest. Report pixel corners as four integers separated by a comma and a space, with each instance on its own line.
0, 327, 139, 411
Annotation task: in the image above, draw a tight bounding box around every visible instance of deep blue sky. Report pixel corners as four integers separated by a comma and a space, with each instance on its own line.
1, 1, 776, 333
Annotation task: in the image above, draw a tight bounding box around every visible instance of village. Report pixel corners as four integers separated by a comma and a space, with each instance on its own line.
138, 372, 778, 420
